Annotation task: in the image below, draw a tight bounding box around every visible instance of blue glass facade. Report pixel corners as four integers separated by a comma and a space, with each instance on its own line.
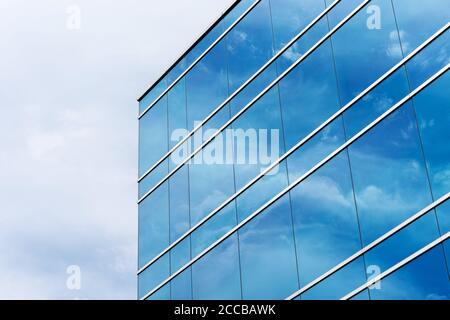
137, 0, 450, 300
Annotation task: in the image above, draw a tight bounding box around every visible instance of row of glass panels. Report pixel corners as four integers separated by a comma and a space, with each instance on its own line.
138, 0, 450, 299
142, 68, 450, 300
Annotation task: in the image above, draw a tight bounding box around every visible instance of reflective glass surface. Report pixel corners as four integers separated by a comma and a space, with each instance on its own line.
137, 0, 450, 300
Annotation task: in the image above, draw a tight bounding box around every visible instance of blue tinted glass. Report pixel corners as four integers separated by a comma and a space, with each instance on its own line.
350, 290, 370, 300
226, 0, 274, 93
291, 152, 363, 286
412, 71, 450, 199
270, 0, 325, 52
436, 200, 450, 234
138, 159, 168, 199
138, 182, 169, 268
139, 77, 167, 114
146, 282, 171, 301
287, 118, 346, 183
168, 78, 187, 150
189, 146, 236, 225
330, 0, 404, 105
239, 194, 299, 299
343, 68, 410, 137
232, 86, 286, 190
348, 103, 433, 245
325, 0, 361, 26
364, 212, 440, 274
186, 41, 229, 130
236, 161, 289, 223
169, 166, 191, 242
171, 268, 193, 300
301, 257, 367, 300
139, 97, 168, 176
404, 31, 450, 90
191, 201, 238, 257
192, 235, 242, 300
167, 58, 188, 84
278, 40, 340, 150
138, 254, 170, 299
369, 243, 450, 300
277, 14, 329, 76
170, 238, 192, 300
392, 0, 450, 55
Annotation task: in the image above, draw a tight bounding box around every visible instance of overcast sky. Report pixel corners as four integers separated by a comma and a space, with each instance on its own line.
0, 0, 233, 300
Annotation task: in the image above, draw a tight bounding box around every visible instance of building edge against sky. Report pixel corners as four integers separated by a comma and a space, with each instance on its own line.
137, 0, 450, 300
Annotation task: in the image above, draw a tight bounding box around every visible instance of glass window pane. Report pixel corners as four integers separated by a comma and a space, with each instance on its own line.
270, 0, 325, 52
168, 78, 187, 150
301, 257, 367, 300
139, 78, 167, 114
139, 97, 168, 176
192, 235, 242, 300
413, 71, 450, 199
290, 153, 363, 286
287, 118, 346, 183
226, 0, 274, 93
239, 194, 299, 299
348, 103, 433, 245
364, 212, 440, 276
278, 40, 341, 150
232, 86, 286, 191
186, 41, 229, 131
404, 30, 450, 90
145, 282, 171, 301
191, 201, 237, 257
169, 166, 191, 242
342, 67, 410, 138
138, 159, 168, 199
171, 268, 193, 300
369, 243, 450, 300
330, 0, 405, 105
138, 182, 169, 269
189, 145, 236, 225
138, 255, 170, 299
236, 161, 289, 223
392, 0, 450, 55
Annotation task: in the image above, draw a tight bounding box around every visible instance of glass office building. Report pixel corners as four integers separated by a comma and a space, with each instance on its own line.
137, 0, 450, 300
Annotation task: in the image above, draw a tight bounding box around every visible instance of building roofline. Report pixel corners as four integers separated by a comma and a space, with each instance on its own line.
137, 0, 240, 102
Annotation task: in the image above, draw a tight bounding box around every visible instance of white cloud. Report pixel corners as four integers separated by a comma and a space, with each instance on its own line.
0, 0, 233, 299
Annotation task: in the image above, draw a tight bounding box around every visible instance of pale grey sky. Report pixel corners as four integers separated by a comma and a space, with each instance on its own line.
0, 0, 233, 299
